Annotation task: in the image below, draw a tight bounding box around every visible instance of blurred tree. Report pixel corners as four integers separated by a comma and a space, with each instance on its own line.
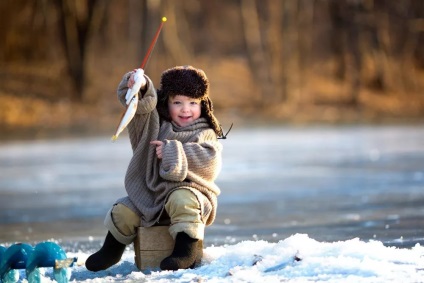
53, 0, 109, 101
265, 0, 286, 102
281, 0, 301, 105
161, 1, 191, 64
329, 0, 362, 105
240, 0, 273, 105
396, 0, 424, 92
0, 0, 50, 62
1, 0, 424, 131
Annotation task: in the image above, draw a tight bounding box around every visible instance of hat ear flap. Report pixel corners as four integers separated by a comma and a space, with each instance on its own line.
202, 97, 223, 137
157, 89, 171, 121
201, 97, 215, 121
204, 97, 214, 112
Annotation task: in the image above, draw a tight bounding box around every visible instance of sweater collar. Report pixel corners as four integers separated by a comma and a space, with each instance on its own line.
170, 117, 209, 133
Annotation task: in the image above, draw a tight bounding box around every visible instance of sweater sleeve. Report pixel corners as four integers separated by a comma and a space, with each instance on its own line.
159, 139, 188, 182
159, 130, 222, 182
117, 72, 132, 106
116, 72, 158, 150
116, 72, 157, 113
183, 140, 222, 181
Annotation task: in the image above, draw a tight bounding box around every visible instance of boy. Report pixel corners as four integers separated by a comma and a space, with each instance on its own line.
86, 66, 223, 271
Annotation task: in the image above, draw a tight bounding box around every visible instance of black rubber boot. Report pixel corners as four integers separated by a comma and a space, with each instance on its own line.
160, 232, 203, 271
85, 232, 126, 271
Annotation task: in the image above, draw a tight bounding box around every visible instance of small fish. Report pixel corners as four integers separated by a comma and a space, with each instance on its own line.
111, 69, 145, 141
125, 69, 145, 105
111, 93, 138, 142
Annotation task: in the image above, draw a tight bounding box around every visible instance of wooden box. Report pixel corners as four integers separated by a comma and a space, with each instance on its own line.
134, 226, 174, 270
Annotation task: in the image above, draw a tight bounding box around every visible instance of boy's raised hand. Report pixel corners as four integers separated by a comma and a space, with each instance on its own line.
150, 140, 163, 159
126, 68, 147, 104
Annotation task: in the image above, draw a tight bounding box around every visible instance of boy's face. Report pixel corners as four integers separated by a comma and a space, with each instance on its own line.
168, 95, 202, 127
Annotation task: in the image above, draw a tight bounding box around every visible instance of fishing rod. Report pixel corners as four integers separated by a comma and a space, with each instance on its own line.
111, 17, 167, 141
140, 16, 167, 69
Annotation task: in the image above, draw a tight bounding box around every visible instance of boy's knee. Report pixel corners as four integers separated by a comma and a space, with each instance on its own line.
165, 189, 201, 223
166, 189, 199, 209
111, 204, 140, 236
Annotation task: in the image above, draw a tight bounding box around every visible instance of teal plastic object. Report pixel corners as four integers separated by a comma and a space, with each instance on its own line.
0, 243, 33, 283
0, 246, 5, 262
26, 242, 72, 283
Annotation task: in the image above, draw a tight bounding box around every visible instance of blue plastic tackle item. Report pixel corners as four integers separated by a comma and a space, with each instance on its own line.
0, 245, 5, 261
0, 243, 34, 283
26, 242, 76, 283
0, 245, 13, 283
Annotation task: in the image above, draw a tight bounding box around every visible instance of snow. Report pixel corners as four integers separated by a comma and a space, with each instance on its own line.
4, 234, 424, 283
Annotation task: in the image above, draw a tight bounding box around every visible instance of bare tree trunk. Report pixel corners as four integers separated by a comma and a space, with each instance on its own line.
367, 2, 386, 92
266, 0, 285, 102
329, 0, 347, 81
374, 3, 397, 92
283, 0, 301, 104
199, 1, 220, 58
240, 0, 273, 105
414, 19, 424, 69
161, 1, 191, 65
128, 0, 147, 63
297, 0, 314, 102
371, 4, 392, 91
328, 0, 361, 105
346, 18, 361, 105
54, 0, 108, 101
399, 0, 420, 92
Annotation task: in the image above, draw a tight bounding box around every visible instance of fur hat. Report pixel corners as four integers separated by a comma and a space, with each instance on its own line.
157, 65, 223, 137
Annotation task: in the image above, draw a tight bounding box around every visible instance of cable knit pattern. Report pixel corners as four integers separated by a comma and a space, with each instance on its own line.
160, 140, 188, 181
114, 72, 222, 227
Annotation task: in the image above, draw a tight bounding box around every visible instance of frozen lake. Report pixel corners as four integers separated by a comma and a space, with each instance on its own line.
0, 125, 423, 249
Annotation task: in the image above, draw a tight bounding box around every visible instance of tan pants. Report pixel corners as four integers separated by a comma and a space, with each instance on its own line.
105, 189, 205, 245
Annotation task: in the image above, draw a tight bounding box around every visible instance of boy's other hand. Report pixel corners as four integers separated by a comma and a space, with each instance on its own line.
150, 140, 164, 159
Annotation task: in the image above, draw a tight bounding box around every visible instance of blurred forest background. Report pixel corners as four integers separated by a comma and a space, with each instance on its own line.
1, 0, 424, 140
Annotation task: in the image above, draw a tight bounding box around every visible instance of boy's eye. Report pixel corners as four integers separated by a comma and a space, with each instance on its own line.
190, 101, 199, 105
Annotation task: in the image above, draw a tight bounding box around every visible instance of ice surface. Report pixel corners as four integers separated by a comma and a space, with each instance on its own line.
1, 125, 424, 282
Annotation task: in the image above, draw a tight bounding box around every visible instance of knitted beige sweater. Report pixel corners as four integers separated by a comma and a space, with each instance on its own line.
114, 72, 222, 227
